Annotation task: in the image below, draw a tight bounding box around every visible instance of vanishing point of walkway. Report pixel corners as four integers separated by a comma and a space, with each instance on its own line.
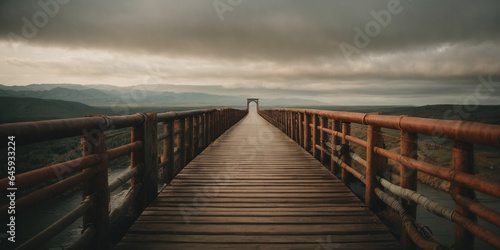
116, 112, 400, 249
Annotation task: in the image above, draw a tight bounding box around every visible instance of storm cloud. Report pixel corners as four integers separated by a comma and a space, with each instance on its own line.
1, 0, 499, 105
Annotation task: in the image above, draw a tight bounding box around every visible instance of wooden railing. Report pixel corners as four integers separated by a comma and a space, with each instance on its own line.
259, 108, 500, 250
0, 108, 247, 249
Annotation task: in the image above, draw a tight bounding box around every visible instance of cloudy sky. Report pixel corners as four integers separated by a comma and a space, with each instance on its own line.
1, 0, 499, 105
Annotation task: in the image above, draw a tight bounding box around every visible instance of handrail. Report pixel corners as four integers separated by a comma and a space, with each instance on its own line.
281, 108, 500, 147
0, 114, 146, 144
259, 108, 500, 250
0, 107, 247, 249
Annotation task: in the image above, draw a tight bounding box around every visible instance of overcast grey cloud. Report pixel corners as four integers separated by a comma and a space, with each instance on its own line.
0, 0, 499, 105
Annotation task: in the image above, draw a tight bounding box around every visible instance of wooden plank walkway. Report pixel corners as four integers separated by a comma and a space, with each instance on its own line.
116, 112, 400, 249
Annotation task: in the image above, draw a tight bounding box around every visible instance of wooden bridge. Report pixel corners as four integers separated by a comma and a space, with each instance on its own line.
1, 102, 500, 250
116, 112, 399, 249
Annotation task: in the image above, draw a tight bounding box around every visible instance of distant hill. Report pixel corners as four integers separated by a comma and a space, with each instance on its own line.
0, 84, 324, 106
0, 97, 108, 123
1, 87, 120, 105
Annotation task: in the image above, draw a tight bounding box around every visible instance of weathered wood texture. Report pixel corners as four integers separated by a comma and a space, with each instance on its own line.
117, 112, 399, 250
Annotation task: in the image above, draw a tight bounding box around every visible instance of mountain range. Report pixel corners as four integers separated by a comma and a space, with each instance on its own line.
0, 84, 324, 107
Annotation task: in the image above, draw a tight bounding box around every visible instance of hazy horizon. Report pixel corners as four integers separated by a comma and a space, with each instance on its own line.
1, 1, 500, 105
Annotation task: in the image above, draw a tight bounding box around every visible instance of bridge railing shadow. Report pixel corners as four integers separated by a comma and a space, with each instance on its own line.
259, 108, 500, 250
0, 108, 247, 249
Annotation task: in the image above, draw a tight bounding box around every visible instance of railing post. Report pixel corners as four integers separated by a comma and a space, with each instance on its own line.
286, 111, 289, 135
451, 141, 476, 250
163, 120, 175, 184
279, 110, 282, 132
212, 111, 216, 139
331, 120, 341, 174
195, 116, 199, 155
312, 114, 320, 160
366, 124, 384, 210
282, 110, 285, 133
295, 113, 298, 141
278, 110, 281, 131
217, 110, 221, 137
81, 130, 109, 249
215, 110, 219, 138
282, 110, 286, 134
292, 112, 297, 142
198, 115, 203, 152
320, 117, 328, 164
287, 111, 291, 137
223, 109, 226, 131
298, 112, 303, 147
203, 113, 208, 148
400, 130, 418, 249
131, 112, 158, 214
341, 122, 351, 188
304, 113, 311, 152
186, 116, 193, 163
178, 118, 186, 168
208, 112, 212, 143
218, 109, 221, 137
214, 111, 216, 140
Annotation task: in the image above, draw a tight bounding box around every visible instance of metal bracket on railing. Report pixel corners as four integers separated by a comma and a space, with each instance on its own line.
138, 113, 148, 125
396, 115, 407, 131
362, 114, 368, 125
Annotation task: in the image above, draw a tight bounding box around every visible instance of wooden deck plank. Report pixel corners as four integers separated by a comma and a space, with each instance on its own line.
116, 112, 399, 249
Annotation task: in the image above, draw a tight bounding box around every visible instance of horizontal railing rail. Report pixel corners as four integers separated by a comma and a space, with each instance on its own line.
0, 108, 247, 249
259, 108, 500, 250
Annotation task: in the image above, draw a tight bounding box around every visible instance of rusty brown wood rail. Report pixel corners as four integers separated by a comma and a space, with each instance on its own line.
259, 108, 500, 250
0, 108, 247, 249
